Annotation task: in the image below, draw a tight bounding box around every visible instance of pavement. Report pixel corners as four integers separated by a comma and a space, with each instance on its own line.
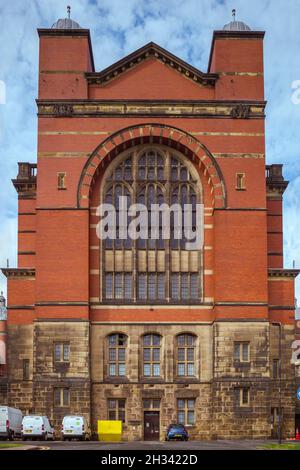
0, 439, 277, 450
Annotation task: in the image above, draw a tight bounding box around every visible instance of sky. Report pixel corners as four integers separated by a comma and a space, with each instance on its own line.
0, 0, 299, 303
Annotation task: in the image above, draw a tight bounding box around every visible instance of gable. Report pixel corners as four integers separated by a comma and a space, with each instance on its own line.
86, 42, 218, 101
88, 57, 215, 100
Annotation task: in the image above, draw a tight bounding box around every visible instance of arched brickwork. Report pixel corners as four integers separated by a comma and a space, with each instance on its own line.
77, 124, 227, 208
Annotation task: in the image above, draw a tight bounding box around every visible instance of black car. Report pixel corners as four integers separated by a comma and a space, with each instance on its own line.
166, 424, 189, 441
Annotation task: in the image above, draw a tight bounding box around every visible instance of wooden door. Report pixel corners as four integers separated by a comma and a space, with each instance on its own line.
144, 411, 160, 441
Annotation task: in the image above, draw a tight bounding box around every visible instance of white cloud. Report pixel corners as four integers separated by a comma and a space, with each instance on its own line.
0, 0, 299, 300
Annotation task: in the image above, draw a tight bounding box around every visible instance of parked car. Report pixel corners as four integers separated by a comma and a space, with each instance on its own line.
22, 415, 54, 441
0, 406, 23, 440
62, 415, 91, 441
166, 423, 189, 441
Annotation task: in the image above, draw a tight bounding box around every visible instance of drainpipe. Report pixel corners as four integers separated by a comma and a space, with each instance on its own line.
272, 322, 282, 445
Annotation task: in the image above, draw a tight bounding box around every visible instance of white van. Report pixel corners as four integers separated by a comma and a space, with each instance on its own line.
0, 406, 23, 440
22, 415, 54, 441
62, 416, 91, 441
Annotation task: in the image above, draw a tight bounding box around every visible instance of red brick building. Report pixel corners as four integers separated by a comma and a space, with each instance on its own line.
0, 13, 298, 440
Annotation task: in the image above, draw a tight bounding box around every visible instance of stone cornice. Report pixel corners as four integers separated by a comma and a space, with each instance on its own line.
268, 268, 300, 279
85, 42, 218, 87
1, 268, 35, 279
37, 99, 266, 119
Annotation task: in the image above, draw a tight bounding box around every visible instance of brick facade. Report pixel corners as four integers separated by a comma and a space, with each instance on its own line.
1, 19, 298, 440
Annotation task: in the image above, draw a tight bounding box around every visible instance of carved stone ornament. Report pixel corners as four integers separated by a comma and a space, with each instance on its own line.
231, 104, 251, 119
53, 104, 74, 117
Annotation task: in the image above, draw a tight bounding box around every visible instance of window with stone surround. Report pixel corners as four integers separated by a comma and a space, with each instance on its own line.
101, 146, 203, 304
143, 334, 161, 377
108, 334, 127, 377
108, 399, 126, 423
176, 334, 196, 377
23, 359, 30, 381
54, 388, 70, 407
54, 342, 70, 363
236, 387, 250, 407
177, 398, 195, 425
234, 342, 250, 363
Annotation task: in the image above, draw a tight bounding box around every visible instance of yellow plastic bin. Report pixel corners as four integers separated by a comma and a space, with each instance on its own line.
98, 420, 122, 442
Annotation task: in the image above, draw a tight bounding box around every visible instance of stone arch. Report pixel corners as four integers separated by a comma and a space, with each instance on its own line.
77, 123, 227, 208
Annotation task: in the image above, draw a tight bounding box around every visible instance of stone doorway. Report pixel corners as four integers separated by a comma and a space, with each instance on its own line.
144, 411, 160, 441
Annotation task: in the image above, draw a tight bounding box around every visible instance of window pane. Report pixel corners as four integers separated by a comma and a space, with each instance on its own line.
119, 410, 125, 423
105, 274, 113, 299
115, 274, 122, 299
118, 364, 126, 376
143, 399, 151, 409
187, 348, 194, 361
187, 411, 195, 425
242, 343, 249, 362
178, 348, 185, 361
148, 274, 156, 300
190, 274, 198, 299
109, 364, 116, 376
157, 274, 165, 300
187, 335, 195, 346
171, 274, 179, 300
234, 343, 240, 361
143, 335, 151, 346
63, 389, 70, 406
153, 399, 160, 408
63, 344, 70, 361
188, 399, 195, 409
178, 411, 185, 425
177, 399, 185, 409
109, 348, 116, 361
152, 335, 161, 346
124, 274, 132, 299
153, 364, 160, 376
54, 344, 61, 362
138, 274, 147, 300
187, 363, 194, 376
178, 363, 185, 376
152, 348, 160, 361
177, 335, 185, 346
118, 348, 125, 362
109, 335, 117, 346
108, 411, 116, 420
118, 399, 126, 409
144, 364, 151, 376
143, 348, 151, 361
181, 274, 189, 300
108, 400, 116, 409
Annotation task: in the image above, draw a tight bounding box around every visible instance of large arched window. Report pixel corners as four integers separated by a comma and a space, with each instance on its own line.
101, 145, 203, 303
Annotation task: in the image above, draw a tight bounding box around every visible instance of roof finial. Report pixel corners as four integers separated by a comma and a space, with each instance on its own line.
232, 9, 236, 21
67, 5, 71, 19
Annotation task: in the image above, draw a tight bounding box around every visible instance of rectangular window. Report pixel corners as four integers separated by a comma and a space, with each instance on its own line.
236, 387, 250, 407
177, 398, 195, 425
108, 399, 126, 423
23, 359, 30, 381
54, 343, 70, 363
236, 173, 246, 190
54, 388, 70, 407
234, 342, 250, 363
